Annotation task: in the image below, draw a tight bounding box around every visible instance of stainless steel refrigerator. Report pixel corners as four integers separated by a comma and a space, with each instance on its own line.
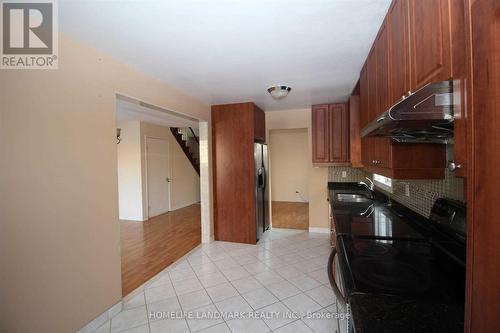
254, 143, 270, 241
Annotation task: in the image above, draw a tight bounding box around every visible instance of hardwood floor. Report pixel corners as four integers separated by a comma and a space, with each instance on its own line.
120, 204, 201, 296
271, 201, 309, 230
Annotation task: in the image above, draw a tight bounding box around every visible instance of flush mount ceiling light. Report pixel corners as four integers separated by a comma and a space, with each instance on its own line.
267, 85, 292, 100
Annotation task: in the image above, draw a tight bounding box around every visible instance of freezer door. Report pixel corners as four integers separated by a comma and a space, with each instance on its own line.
254, 144, 264, 241
262, 144, 270, 231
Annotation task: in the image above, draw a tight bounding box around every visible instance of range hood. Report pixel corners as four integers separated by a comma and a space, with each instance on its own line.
361, 80, 458, 144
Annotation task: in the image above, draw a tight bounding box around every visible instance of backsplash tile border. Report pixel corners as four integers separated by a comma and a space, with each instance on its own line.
328, 149, 465, 218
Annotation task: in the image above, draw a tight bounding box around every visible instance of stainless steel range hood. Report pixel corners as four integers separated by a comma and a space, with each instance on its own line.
361, 80, 458, 144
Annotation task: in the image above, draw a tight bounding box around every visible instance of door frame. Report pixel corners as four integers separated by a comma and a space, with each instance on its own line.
144, 135, 171, 219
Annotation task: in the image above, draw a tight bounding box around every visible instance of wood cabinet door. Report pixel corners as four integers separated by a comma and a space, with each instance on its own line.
361, 137, 375, 167
359, 64, 370, 129
409, 0, 452, 90
329, 104, 349, 163
388, 0, 411, 105
312, 104, 330, 163
253, 105, 266, 143
374, 137, 392, 168
349, 96, 363, 168
376, 20, 391, 117
367, 48, 378, 122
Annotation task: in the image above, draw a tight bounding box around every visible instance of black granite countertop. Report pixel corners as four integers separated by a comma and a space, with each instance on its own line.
327, 182, 465, 333
328, 182, 429, 239
349, 293, 464, 333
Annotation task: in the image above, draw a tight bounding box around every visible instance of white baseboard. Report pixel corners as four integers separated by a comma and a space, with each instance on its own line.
308, 227, 330, 234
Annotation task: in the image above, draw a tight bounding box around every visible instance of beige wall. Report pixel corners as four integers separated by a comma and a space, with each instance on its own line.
0, 34, 209, 333
140, 122, 200, 215
117, 120, 144, 221
266, 109, 329, 230
269, 129, 311, 202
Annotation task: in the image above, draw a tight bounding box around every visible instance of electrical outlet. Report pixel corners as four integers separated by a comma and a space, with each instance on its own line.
405, 183, 410, 197
341, 171, 347, 178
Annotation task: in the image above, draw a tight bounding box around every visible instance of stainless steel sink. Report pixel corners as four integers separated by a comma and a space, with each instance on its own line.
336, 193, 373, 203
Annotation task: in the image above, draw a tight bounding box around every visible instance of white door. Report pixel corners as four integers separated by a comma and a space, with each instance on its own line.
146, 137, 170, 218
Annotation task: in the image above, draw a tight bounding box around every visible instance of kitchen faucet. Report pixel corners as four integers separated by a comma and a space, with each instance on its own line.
360, 177, 375, 191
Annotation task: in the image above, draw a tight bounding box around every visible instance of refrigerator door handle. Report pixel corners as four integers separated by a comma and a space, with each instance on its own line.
258, 167, 265, 188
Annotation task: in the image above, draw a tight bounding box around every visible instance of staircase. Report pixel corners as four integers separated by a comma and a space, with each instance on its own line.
170, 127, 200, 175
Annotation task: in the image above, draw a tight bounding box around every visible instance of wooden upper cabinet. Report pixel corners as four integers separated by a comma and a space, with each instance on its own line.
388, 0, 411, 104
376, 20, 390, 117
354, 0, 466, 180
359, 64, 369, 129
254, 105, 266, 142
312, 104, 330, 163
329, 104, 349, 163
349, 96, 363, 168
367, 48, 378, 122
409, 0, 452, 90
312, 103, 349, 165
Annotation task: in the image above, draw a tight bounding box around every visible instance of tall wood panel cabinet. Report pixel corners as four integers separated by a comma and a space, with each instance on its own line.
312, 103, 349, 165
467, 0, 500, 330
212, 102, 265, 244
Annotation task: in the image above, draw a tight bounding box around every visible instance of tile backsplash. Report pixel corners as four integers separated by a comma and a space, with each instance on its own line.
328, 148, 465, 218
328, 166, 366, 183
374, 169, 464, 217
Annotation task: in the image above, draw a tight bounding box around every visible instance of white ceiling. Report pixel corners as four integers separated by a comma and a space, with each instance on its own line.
116, 99, 199, 129
60, 0, 391, 111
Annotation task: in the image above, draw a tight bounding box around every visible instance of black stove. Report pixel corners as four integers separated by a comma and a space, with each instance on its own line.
327, 182, 467, 332
338, 236, 465, 302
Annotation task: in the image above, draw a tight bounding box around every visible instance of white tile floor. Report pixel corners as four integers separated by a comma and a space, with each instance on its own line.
91, 229, 346, 333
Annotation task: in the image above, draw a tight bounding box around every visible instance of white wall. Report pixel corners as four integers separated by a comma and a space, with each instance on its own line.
266, 109, 329, 230
269, 129, 311, 202
140, 122, 200, 217
117, 121, 144, 220
0, 34, 210, 333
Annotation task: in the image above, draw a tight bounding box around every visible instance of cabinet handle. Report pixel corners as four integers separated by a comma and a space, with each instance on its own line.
448, 161, 462, 171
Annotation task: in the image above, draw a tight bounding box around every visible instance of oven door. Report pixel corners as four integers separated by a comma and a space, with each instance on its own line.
328, 247, 353, 332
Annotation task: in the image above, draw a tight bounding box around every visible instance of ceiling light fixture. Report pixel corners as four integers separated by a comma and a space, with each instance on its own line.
267, 85, 292, 100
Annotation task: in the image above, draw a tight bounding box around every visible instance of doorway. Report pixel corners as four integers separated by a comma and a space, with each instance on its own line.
115, 94, 208, 296
269, 128, 310, 230
145, 137, 171, 218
